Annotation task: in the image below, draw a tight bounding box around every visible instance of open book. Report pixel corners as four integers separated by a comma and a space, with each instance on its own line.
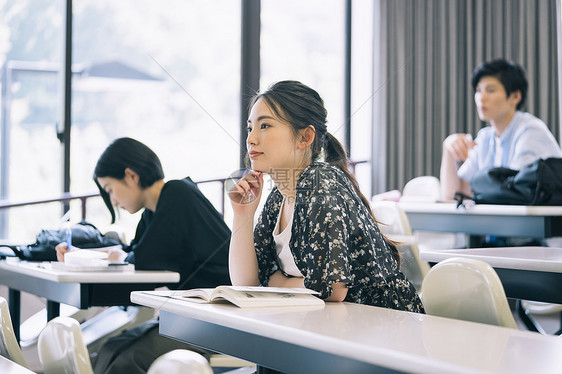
151, 286, 325, 308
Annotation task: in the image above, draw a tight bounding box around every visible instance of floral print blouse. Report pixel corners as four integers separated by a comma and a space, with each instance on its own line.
254, 162, 424, 313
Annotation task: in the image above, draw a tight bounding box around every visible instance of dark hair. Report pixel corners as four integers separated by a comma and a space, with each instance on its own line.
93, 137, 164, 223
249, 80, 400, 265
471, 59, 528, 110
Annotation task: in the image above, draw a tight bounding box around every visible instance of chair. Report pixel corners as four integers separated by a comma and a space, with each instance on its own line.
420, 257, 517, 328
20, 304, 106, 372
400, 176, 466, 251
147, 349, 213, 374
519, 301, 562, 335
38, 316, 94, 374
0, 296, 30, 368
519, 237, 562, 335
401, 176, 441, 203
371, 201, 430, 291
208, 354, 255, 371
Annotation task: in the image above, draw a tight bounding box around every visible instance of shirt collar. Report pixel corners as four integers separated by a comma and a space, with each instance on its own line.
495, 111, 521, 143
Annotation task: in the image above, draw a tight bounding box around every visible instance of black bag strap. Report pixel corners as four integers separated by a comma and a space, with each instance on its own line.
454, 192, 473, 208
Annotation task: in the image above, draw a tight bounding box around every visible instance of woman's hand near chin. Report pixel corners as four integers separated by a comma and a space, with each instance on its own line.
228, 171, 263, 216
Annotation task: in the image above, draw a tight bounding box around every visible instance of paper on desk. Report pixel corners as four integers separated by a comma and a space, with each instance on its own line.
64, 249, 109, 267
49, 262, 133, 272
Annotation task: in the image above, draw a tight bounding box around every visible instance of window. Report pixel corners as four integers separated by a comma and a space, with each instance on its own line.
261, 0, 345, 138
1, 0, 241, 241
0, 0, 63, 241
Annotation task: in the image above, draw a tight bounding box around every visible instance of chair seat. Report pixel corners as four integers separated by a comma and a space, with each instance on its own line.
38, 316, 94, 374
147, 349, 213, 374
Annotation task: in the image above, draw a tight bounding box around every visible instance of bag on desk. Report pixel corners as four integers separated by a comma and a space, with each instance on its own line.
8, 221, 122, 262
470, 157, 562, 205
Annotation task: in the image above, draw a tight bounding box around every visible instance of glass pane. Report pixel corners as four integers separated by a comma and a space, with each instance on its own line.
261, 0, 345, 140
350, 1, 375, 198
71, 0, 241, 237
1, 0, 64, 242
260, 1, 373, 195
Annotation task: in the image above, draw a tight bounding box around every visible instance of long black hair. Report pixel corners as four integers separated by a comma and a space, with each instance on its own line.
93, 137, 164, 223
249, 80, 400, 265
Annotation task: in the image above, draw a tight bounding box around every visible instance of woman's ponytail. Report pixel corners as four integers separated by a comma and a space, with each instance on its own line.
324, 133, 401, 266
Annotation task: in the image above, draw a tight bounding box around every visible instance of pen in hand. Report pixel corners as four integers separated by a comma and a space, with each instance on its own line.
65, 224, 73, 251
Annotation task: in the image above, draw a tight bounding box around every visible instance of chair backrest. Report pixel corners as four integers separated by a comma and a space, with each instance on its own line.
401, 176, 441, 202
0, 296, 29, 368
420, 257, 517, 329
371, 201, 430, 290
147, 349, 213, 374
400, 176, 466, 250
38, 316, 93, 374
371, 200, 412, 236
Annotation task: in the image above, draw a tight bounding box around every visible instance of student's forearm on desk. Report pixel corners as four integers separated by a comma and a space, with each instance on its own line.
229, 215, 260, 286
268, 270, 305, 288
269, 272, 348, 301
440, 151, 467, 200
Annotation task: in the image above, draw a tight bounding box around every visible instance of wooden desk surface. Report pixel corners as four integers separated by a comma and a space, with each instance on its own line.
131, 291, 562, 374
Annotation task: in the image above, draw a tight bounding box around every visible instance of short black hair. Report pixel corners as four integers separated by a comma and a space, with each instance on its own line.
471, 59, 528, 110
94, 137, 164, 223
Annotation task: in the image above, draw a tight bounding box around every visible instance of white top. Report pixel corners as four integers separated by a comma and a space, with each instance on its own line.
419, 246, 562, 273
0, 259, 180, 283
273, 198, 303, 277
131, 291, 562, 374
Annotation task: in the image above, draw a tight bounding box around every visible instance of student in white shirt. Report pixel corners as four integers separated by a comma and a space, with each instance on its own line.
440, 59, 561, 200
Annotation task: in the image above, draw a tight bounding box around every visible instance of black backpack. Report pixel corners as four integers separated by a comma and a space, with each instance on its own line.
469, 157, 562, 205
1, 221, 122, 261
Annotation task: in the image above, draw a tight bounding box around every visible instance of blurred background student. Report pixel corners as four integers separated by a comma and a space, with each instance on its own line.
440, 59, 561, 201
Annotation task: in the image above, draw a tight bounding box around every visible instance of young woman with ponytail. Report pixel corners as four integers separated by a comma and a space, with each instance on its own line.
229, 80, 423, 312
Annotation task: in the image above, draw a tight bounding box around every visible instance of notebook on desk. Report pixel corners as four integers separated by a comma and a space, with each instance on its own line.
49, 262, 133, 272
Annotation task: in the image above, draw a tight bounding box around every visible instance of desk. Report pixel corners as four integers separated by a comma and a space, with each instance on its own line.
0, 355, 35, 374
0, 259, 179, 342
419, 246, 562, 304
399, 202, 562, 239
131, 291, 562, 374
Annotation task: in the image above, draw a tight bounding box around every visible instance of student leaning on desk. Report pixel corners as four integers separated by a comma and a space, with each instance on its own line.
228, 80, 424, 313
440, 59, 562, 201
56, 137, 231, 374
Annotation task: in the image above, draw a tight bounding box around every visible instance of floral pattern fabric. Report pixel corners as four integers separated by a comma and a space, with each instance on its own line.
254, 162, 424, 313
